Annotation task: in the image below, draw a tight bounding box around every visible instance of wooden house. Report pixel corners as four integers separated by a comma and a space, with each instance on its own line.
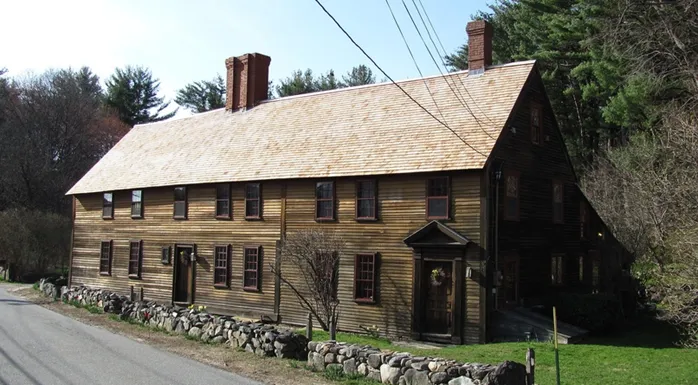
66, 20, 629, 344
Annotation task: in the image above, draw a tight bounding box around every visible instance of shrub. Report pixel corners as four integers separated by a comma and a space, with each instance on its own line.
544, 292, 623, 333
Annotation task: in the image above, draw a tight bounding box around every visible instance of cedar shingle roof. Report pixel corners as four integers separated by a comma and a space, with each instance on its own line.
67, 61, 535, 195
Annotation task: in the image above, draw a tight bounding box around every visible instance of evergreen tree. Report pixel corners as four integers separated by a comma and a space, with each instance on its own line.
175, 75, 225, 113
343, 65, 376, 87
315, 70, 342, 91
105, 66, 176, 126
276, 69, 317, 97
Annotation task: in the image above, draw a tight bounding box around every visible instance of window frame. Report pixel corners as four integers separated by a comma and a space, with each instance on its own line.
173, 186, 188, 220
531, 102, 543, 145
213, 244, 231, 288
128, 240, 143, 279
244, 183, 262, 220
355, 179, 377, 221
552, 180, 564, 224
243, 245, 261, 292
503, 171, 520, 221
102, 192, 114, 219
425, 176, 450, 220
315, 181, 336, 221
580, 200, 589, 240
353, 253, 378, 304
215, 183, 231, 219
551, 253, 564, 286
131, 189, 144, 219
99, 240, 113, 276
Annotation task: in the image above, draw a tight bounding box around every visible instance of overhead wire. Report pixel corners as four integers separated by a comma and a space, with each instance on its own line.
414, 0, 496, 126
312, 0, 488, 158
383, 0, 450, 125
400, 0, 497, 140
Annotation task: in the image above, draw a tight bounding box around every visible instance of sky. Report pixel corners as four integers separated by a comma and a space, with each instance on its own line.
1, 0, 490, 116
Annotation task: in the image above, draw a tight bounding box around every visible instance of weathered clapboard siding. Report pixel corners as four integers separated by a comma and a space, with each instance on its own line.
71, 171, 485, 341
71, 182, 283, 317
279, 172, 482, 341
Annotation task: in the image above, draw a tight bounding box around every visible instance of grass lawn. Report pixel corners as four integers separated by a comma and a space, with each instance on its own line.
302, 317, 697, 385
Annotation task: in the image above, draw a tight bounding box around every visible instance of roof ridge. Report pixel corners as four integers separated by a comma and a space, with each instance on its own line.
261, 59, 537, 104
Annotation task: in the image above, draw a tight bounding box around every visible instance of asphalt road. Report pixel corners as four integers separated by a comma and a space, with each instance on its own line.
0, 285, 261, 385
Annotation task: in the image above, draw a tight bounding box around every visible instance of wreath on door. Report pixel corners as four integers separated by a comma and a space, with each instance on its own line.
430, 268, 447, 287
179, 250, 190, 266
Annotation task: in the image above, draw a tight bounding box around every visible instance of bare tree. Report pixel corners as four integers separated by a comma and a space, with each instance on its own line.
272, 229, 344, 339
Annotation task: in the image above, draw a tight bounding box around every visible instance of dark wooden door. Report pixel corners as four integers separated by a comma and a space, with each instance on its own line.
423, 260, 453, 335
173, 245, 194, 304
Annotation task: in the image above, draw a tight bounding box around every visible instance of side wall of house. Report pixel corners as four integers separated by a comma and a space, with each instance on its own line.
492, 70, 627, 308
71, 172, 484, 341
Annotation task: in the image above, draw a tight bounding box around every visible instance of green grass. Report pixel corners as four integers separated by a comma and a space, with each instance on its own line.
63, 299, 103, 314
299, 318, 698, 385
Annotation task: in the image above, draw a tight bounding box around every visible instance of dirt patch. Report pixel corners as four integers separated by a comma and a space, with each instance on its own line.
12, 287, 331, 385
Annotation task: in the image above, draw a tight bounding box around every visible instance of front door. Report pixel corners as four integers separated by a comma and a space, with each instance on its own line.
423, 260, 454, 335
173, 245, 195, 304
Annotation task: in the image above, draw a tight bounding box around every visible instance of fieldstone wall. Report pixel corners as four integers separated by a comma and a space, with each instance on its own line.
308, 341, 527, 385
38, 277, 66, 299
55, 284, 308, 359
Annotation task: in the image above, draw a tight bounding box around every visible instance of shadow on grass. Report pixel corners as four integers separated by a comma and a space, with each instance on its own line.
581, 314, 682, 348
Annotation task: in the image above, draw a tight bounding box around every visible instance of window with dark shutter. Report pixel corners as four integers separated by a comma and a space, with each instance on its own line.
103, 192, 114, 219
356, 180, 377, 220
215, 184, 231, 219
243, 246, 260, 291
100, 241, 112, 275
354, 253, 377, 303
531, 103, 542, 144
131, 190, 143, 218
504, 173, 520, 221
315, 182, 335, 221
426, 177, 449, 219
213, 245, 230, 287
174, 187, 187, 219
128, 240, 143, 278
553, 180, 564, 224
245, 183, 261, 219
551, 254, 564, 285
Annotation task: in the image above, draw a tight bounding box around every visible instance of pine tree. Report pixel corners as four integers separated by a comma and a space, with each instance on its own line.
175, 75, 225, 113
105, 66, 177, 126
343, 65, 376, 87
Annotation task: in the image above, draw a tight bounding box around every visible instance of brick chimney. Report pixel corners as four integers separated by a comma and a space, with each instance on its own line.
225, 53, 271, 111
466, 20, 493, 74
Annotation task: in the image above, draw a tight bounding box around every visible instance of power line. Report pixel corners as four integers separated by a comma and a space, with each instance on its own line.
384, 0, 449, 125
401, 0, 497, 139
312, 0, 488, 158
415, 0, 496, 126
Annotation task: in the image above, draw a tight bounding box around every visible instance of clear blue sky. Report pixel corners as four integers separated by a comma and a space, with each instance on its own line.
2, 0, 490, 115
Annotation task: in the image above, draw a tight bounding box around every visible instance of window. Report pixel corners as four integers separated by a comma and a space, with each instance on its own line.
315, 181, 335, 220
174, 187, 187, 219
214, 245, 230, 287
102, 192, 114, 219
354, 253, 377, 303
128, 240, 143, 278
531, 103, 542, 144
578, 255, 584, 283
551, 254, 564, 285
426, 177, 449, 219
161, 246, 171, 265
99, 240, 112, 275
131, 190, 143, 218
580, 201, 589, 239
356, 180, 377, 220
591, 251, 601, 290
215, 184, 231, 219
245, 183, 261, 219
243, 246, 260, 291
504, 172, 520, 221
553, 180, 564, 224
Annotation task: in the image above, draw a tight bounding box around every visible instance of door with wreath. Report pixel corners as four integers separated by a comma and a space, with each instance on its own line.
423, 260, 454, 335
